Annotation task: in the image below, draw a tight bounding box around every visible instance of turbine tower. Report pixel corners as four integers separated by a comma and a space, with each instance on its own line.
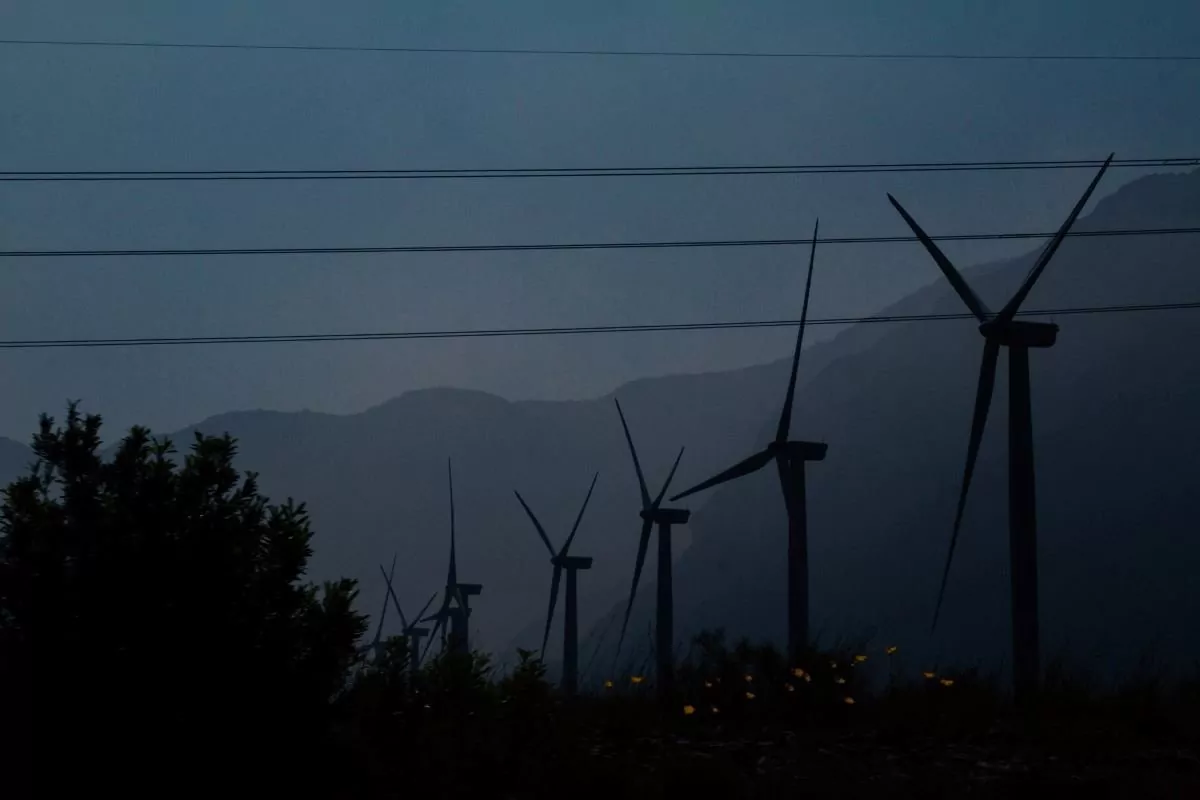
886, 155, 1112, 702
422, 459, 483, 659
378, 563, 437, 676
514, 472, 599, 696
612, 398, 686, 701
669, 220, 823, 665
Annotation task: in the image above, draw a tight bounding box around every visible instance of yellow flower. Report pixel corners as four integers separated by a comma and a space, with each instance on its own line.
745, 691, 756, 700
792, 667, 806, 678
604, 680, 614, 689
802, 673, 812, 683
843, 697, 856, 705
854, 654, 868, 663
885, 645, 899, 655
683, 704, 696, 715
630, 676, 644, 685
744, 674, 754, 682
923, 671, 936, 680
940, 678, 955, 687
834, 677, 846, 685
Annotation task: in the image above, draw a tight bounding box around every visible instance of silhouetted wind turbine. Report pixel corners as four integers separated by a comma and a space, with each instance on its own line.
378, 564, 437, 675
358, 554, 399, 667
886, 155, 1113, 702
669, 220, 824, 665
514, 473, 599, 696
421, 459, 483, 659
613, 398, 686, 700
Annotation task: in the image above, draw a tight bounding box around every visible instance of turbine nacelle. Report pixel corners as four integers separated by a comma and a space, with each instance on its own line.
404, 626, 430, 637
769, 439, 829, 461
979, 319, 1058, 348
639, 507, 691, 525
455, 583, 483, 597
551, 554, 594, 570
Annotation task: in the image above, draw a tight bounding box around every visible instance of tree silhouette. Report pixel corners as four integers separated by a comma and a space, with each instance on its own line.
0, 404, 367, 793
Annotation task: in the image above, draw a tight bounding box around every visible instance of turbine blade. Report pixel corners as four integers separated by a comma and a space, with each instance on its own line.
423, 615, 445, 661
614, 398, 652, 508
371, 556, 396, 645
776, 218, 820, 444
932, 338, 1001, 631
541, 565, 563, 656
514, 490, 556, 556
615, 519, 653, 662
669, 448, 773, 502
379, 560, 409, 630
413, 591, 438, 626
888, 193, 991, 321
995, 154, 1114, 323
561, 472, 599, 556
651, 447, 686, 508
447, 458, 457, 587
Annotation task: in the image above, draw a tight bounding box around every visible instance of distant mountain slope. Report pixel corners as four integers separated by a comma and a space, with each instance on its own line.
8, 169, 1194, 681
588, 168, 1200, 680
172, 364, 796, 655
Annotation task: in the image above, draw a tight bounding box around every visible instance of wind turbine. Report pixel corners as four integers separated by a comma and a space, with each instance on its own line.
612, 398, 686, 700
378, 564, 438, 676
514, 472, 599, 696
886, 155, 1113, 702
421, 459, 483, 659
669, 220, 824, 665
358, 554, 399, 667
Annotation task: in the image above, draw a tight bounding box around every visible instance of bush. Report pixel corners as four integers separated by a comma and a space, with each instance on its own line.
0, 405, 367, 793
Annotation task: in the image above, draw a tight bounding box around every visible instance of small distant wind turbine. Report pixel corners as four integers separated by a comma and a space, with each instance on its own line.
378, 564, 437, 676
612, 398, 687, 699
514, 472, 599, 695
358, 554, 399, 667
886, 155, 1113, 702
669, 220, 824, 665
421, 459, 483, 659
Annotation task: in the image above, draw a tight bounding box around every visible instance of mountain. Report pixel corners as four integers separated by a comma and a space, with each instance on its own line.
168, 364, 794, 656
588, 168, 1200, 682
5, 168, 1195, 683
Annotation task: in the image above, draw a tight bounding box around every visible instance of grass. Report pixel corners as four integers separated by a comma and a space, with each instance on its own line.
325, 632, 1200, 798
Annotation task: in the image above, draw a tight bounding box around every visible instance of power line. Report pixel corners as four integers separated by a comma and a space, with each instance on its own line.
3, 301, 1196, 350
3, 157, 1196, 182
3, 227, 1196, 260
2, 38, 1199, 62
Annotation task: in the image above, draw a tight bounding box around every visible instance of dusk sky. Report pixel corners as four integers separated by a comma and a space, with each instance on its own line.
2, 1, 1197, 440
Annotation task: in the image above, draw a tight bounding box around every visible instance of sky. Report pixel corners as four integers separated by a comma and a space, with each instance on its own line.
1, 1, 1198, 441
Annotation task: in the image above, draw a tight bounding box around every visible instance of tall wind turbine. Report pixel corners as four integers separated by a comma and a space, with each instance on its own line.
357, 555, 399, 669
613, 398, 686, 699
669, 220, 824, 665
887, 155, 1113, 701
421, 459, 483, 659
378, 564, 437, 676
514, 473, 599, 696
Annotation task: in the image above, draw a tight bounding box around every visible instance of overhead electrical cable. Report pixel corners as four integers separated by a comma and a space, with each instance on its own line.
2, 157, 1196, 182
2, 38, 1199, 62
3, 301, 1197, 350
2, 226, 1195, 259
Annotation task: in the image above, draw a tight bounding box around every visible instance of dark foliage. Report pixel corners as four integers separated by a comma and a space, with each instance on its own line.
0, 404, 367, 795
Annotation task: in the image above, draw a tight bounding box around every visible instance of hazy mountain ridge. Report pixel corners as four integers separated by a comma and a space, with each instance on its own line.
3, 169, 1196, 680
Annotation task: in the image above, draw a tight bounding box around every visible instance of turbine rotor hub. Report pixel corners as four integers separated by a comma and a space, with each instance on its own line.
979, 319, 1058, 348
